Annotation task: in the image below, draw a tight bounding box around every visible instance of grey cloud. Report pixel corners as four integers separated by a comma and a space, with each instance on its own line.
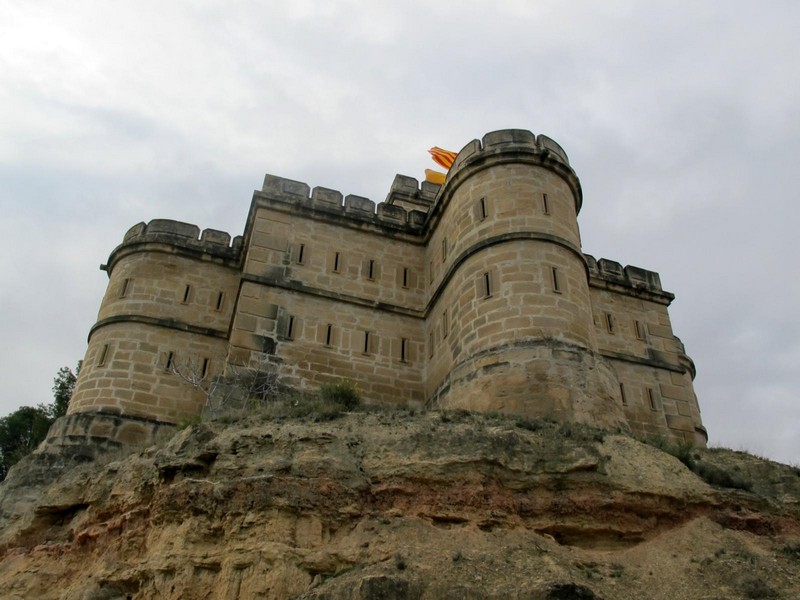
2, 1, 798, 463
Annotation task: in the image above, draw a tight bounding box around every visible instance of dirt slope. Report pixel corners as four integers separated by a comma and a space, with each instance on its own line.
1, 410, 799, 599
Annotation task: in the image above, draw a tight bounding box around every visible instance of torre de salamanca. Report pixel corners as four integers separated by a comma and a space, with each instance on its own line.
51, 129, 707, 450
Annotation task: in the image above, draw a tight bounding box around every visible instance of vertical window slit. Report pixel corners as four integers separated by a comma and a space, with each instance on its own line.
182, 284, 191, 303
287, 316, 295, 340
215, 291, 224, 311
165, 351, 174, 371
483, 272, 492, 298
635, 320, 645, 340
442, 238, 448, 262
429, 332, 434, 358
648, 387, 658, 411
429, 261, 434, 284
479, 197, 488, 220
363, 331, 371, 354
297, 243, 305, 264
201, 358, 209, 379
402, 267, 409, 288
551, 267, 561, 293
401, 338, 408, 362
333, 252, 341, 272
606, 313, 614, 333
120, 278, 130, 298
325, 324, 333, 347
620, 383, 627, 406
542, 193, 550, 215
442, 309, 449, 339
368, 259, 375, 280
97, 344, 109, 366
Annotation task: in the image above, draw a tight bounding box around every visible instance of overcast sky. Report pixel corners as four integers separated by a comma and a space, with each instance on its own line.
1, 1, 798, 464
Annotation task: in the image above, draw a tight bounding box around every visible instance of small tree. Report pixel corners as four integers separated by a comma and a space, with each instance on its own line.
0, 362, 81, 481
51, 361, 81, 419
169, 351, 281, 418
0, 405, 53, 480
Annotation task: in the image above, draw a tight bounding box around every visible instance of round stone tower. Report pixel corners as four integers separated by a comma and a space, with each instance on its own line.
425, 129, 626, 430
55, 220, 242, 448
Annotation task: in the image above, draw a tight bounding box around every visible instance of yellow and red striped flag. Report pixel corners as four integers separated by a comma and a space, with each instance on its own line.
428, 147, 458, 170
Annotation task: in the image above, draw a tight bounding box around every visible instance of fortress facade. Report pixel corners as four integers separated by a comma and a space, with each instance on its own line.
52, 129, 707, 449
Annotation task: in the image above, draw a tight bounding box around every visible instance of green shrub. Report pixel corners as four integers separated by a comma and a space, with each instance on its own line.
782, 543, 800, 561
177, 415, 203, 430
694, 461, 752, 491
740, 576, 778, 599
318, 380, 361, 410
646, 437, 752, 491
556, 421, 606, 443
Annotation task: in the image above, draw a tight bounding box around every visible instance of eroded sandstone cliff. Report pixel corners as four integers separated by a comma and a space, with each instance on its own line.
1, 411, 799, 599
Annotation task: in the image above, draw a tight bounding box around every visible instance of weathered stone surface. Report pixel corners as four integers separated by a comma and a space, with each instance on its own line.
65, 129, 705, 455
1, 412, 798, 599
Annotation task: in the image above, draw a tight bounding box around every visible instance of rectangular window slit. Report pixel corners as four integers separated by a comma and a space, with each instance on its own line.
483, 272, 492, 298
442, 238, 448, 262
647, 387, 658, 411
165, 351, 174, 371
551, 267, 561, 293
325, 324, 333, 347
367, 259, 375, 280
215, 291, 224, 311
363, 331, 371, 354
201, 358, 209, 379
620, 383, 627, 406
429, 261, 434, 284
542, 193, 550, 215
401, 338, 408, 362
297, 244, 305, 264
442, 309, 449, 339
97, 344, 109, 366
635, 320, 645, 340
182, 284, 191, 303
606, 313, 614, 333
429, 332, 434, 358
286, 316, 295, 340
119, 278, 130, 298
402, 267, 409, 288
333, 252, 341, 273
479, 197, 488, 220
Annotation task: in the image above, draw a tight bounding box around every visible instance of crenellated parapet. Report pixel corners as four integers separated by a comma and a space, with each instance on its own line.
437, 129, 581, 217
255, 174, 430, 234
105, 219, 243, 273
585, 254, 675, 304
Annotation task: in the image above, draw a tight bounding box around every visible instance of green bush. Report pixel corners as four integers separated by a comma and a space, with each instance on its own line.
740, 576, 778, 599
318, 380, 361, 410
782, 543, 800, 561
694, 461, 752, 491
646, 437, 752, 491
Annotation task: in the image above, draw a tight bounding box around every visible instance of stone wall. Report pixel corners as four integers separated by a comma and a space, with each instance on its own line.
59, 128, 707, 450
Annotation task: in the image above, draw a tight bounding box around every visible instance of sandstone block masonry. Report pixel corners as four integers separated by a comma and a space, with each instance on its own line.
55, 129, 706, 450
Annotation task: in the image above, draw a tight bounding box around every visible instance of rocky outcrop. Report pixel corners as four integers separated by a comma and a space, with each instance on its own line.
1, 411, 799, 599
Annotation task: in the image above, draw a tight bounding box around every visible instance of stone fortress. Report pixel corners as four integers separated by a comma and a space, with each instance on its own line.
50, 129, 707, 450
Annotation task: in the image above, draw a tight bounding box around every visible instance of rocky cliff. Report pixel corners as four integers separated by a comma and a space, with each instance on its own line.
1, 410, 799, 599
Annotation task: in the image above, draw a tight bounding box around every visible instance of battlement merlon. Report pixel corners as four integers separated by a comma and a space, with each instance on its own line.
245, 174, 429, 242
584, 254, 676, 304
101, 219, 243, 275
384, 174, 440, 211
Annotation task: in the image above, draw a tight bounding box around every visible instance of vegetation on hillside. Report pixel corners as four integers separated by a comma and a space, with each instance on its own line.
0, 362, 79, 480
